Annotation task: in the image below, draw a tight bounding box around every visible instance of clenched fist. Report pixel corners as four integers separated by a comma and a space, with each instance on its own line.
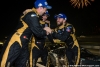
44, 27, 52, 35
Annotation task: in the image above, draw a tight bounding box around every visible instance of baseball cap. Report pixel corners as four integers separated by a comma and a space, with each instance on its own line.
54, 13, 67, 20
34, 0, 52, 9
43, 11, 50, 16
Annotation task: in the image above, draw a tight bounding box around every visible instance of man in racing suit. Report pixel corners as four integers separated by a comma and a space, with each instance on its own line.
52, 13, 80, 66
29, 11, 51, 67
0, 0, 52, 67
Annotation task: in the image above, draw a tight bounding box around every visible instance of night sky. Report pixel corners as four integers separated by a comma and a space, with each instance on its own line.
0, 0, 100, 39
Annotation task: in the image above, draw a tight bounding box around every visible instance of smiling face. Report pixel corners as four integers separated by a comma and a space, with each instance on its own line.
56, 17, 65, 26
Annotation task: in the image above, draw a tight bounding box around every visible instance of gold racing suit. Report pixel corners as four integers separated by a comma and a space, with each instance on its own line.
52, 23, 80, 66
29, 20, 50, 67
0, 8, 47, 67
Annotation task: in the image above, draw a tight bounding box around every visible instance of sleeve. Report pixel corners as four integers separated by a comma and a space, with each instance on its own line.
22, 12, 46, 37
52, 31, 69, 41
52, 25, 73, 41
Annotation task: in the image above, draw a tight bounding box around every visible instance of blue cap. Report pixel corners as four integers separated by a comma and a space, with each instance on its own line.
34, 0, 52, 9
54, 13, 67, 20
43, 11, 50, 16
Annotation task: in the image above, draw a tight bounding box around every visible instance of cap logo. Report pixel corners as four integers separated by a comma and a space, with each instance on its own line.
44, 2, 48, 5
59, 14, 63, 16
38, 3, 42, 6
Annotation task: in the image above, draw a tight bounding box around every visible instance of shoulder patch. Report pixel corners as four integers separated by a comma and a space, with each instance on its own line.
31, 14, 37, 17
66, 27, 71, 32
66, 26, 72, 32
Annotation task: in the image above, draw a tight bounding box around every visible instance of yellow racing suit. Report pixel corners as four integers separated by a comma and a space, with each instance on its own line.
29, 20, 51, 67
0, 8, 47, 67
52, 23, 80, 66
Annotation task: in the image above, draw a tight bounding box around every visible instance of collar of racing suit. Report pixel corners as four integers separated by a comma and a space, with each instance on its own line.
32, 7, 39, 16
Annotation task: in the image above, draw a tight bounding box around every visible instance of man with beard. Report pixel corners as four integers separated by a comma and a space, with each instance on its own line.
52, 13, 80, 66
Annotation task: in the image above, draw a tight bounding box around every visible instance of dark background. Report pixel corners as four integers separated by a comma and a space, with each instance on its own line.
0, 0, 100, 39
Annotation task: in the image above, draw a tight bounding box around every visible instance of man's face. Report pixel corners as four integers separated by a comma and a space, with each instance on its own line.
42, 14, 48, 21
56, 17, 65, 26
38, 7, 47, 16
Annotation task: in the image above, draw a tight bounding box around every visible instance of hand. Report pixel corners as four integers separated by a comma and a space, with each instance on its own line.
23, 9, 32, 15
44, 27, 52, 34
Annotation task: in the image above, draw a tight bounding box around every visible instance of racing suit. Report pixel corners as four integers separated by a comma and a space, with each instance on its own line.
52, 23, 80, 65
0, 8, 47, 67
30, 20, 50, 67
